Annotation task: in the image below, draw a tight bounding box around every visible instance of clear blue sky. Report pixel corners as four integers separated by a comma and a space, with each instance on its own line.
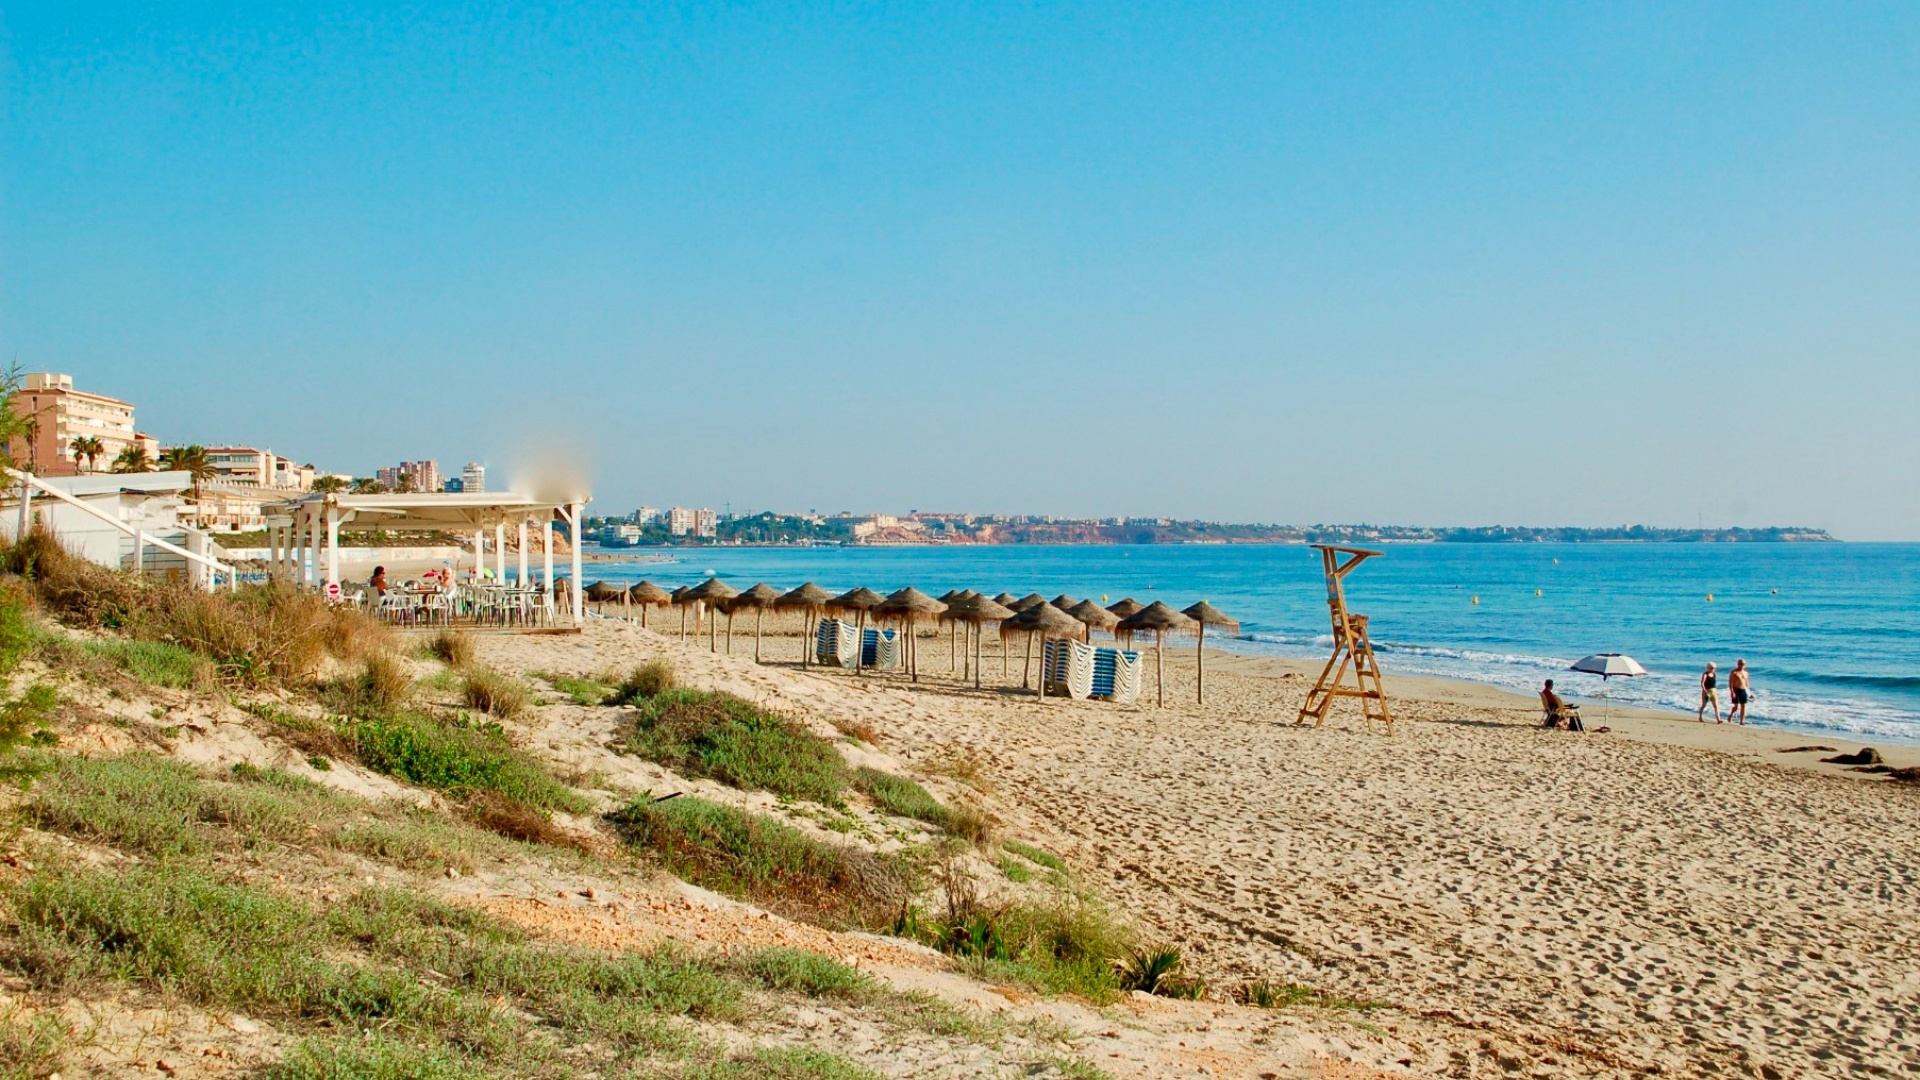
4, 3, 1916, 538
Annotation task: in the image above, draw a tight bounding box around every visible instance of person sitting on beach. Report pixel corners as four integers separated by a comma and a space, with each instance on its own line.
368, 565, 389, 600
1728, 659, 1751, 726
1698, 662, 1721, 723
1540, 679, 1580, 730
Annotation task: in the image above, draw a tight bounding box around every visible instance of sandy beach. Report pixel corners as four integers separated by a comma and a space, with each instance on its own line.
477, 615, 1920, 1077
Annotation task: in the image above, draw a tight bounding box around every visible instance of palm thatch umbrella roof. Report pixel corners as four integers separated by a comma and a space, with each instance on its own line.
1106, 598, 1145, 619
775, 583, 836, 667
1117, 602, 1197, 708
775, 583, 834, 609
992, 592, 1018, 607
1010, 592, 1047, 612
832, 587, 886, 611
1050, 594, 1079, 612
670, 585, 693, 603
583, 580, 624, 602
1181, 601, 1239, 630
1065, 599, 1120, 641
877, 588, 947, 682
734, 582, 782, 607
935, 588, 968, 605
685, 578, 738, 603
627, 580, 673, 605
731, 583, 784, 663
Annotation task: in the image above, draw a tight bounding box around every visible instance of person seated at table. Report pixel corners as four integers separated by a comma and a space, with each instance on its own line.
368, 565, 389, 600
1540, 679, 1582, 730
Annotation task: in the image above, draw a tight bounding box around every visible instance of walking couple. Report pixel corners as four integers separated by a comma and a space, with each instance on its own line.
1699, 660, 1752, 724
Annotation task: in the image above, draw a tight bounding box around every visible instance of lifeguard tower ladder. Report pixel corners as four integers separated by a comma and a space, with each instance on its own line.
1297, 545, 1394, 734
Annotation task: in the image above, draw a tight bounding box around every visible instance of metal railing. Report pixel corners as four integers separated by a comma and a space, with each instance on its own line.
3, 467, 237, 591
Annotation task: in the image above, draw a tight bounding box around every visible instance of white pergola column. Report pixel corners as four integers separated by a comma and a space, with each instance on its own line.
308, 507, 323, 587
569, 500, 583, 625
542, 520, 554, 602
473, 528, 484, 581
517, 519, 529, 587
325, 504, 341, 586
494, 520, 507, 582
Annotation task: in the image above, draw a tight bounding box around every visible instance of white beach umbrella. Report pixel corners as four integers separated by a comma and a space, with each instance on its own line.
1569, 653, 1648, 724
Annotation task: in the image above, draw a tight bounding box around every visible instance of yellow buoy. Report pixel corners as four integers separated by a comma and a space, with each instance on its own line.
1706, 593, 1714, 602
1535, 588, 1543, 597
1471, 596, 1479, 605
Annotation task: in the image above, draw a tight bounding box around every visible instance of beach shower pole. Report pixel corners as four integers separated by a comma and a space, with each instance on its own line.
569, 501, 584, 626
543, 520, 554, 611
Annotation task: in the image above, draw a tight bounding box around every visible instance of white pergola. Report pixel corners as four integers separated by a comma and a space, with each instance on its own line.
269, 490, 590, 625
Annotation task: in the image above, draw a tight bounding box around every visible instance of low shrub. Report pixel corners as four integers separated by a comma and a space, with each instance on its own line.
622, 689, 847, 805
263, 1036, 482, 1080
540, 672, 612, 707
1, 528, 139, 630
461, 666, 531, 720
735, 947, 875, 1000
425, 628, 474, 668
607, 658, 677, 705
1002, 840, 1067, 874
82, 638, 213, 689
852, 767, 948, 827
608, 795, 909, 930
1237, 979, 1381, 1010
0, 1011, 65, 1080
0, 683, 57, 786
687, 1046, 882, 1080
345, 711, 586, 813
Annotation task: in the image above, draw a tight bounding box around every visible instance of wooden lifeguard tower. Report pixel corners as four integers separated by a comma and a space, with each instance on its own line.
1297, 545, 1393, 734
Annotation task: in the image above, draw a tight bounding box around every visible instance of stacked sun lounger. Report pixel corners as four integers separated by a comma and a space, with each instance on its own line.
1043, 639, 1097, 700
861, 627, 901, 671
1091, 647, 1142, 704
815, 618, 859, 668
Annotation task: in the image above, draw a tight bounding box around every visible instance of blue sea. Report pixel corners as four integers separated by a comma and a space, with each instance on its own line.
574, 543, 1920, 745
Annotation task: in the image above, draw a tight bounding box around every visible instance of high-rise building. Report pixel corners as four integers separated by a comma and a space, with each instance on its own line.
632, 506, 661, 524
462, 462, 486, 493
667, 507, 695, 537
6, 373, 158, 476
694, 508, 718, 538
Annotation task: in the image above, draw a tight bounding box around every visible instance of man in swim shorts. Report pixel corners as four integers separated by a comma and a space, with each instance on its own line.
1727, 659, 1751, 725
1698, 662, 1721, 722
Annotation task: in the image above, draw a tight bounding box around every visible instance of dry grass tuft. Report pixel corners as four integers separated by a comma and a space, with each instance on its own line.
460, 667, 531, 720
425, 629, 474, 669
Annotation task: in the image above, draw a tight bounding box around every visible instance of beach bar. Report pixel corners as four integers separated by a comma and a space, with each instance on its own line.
277, 490, 590, 626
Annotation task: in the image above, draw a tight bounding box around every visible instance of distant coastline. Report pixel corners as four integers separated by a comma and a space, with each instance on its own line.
589, 518, 1837, 549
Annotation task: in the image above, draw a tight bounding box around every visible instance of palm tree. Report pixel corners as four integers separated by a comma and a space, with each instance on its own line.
310, 475, 348, 495
392, 472, 418, 493
158, 444, 215, 502
69, 435, 104, 473
110, 445, 153, 473
350, 477, 387, 494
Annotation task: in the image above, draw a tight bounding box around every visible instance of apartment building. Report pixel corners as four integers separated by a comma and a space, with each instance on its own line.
6, 372, 158, 475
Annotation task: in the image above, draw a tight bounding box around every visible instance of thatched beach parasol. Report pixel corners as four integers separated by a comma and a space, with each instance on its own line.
831, 587, 886, 675
1050, 594, 1079, 613
1002, 602, 1085, 700
583, 580, 622, 615
992, 592, 1018, 608
1009, 592, 1047, 613
1181, 601, 1240, 704
684, 578, 738, 653
1065, 599, 1120, 643
1117, 601, 1197, 707
776, 583, 835, 667
944, 593, 1014, 688
731, 583, 783, 662
877, 587, 947, 682
1107, 598, 1145, 648
627, 580, 672, 629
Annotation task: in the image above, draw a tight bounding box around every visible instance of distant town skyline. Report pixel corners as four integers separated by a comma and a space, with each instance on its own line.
6, 5, 1917, 538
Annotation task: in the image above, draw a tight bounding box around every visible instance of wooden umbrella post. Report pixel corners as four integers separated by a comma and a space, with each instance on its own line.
1156, 630, 1166, 707
755, 607, 764, 662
